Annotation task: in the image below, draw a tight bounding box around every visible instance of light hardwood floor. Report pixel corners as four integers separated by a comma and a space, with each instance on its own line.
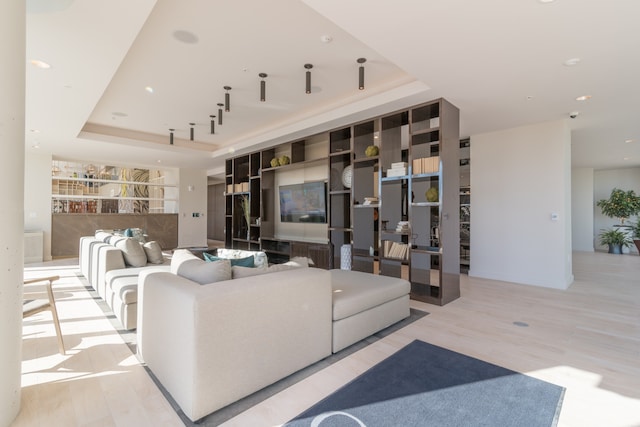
13, 251, 640, 427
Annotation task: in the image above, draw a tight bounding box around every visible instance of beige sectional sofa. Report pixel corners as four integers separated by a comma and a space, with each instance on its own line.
137, 250, 410, 422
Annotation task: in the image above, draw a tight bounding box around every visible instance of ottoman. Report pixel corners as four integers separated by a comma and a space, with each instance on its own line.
330, 269, 410, 353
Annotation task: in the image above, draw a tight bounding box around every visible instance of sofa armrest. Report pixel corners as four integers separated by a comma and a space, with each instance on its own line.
138, 268, 332, 421
93, 246, 126, 299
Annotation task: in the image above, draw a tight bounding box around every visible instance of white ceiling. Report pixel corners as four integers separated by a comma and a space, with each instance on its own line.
25, 0, 640, 177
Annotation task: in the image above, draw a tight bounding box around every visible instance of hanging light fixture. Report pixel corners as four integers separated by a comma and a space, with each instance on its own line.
259, 73, 267, 102
189, 123, 195, 141
217, 103, 224, 125
304, 64, 313, 94
224, 86, 232, 112
209, 115, 216, 134
357, 58, 366, 90
169, 128, 175, 145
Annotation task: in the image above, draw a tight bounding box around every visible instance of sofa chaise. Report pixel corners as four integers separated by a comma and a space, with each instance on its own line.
138, 250, 410, 421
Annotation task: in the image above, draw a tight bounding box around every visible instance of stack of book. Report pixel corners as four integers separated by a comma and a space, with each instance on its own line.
396, 221, 410, 233
411, 156, 440, 175
362, 197, 379, 206
383, 241, 409, 260
386, 162, 407, 177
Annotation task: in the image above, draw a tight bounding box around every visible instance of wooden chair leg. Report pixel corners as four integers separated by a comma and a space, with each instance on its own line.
45, 280, 66, 355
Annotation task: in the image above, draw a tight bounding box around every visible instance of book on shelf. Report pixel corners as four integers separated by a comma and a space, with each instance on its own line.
383, 240, 409, 260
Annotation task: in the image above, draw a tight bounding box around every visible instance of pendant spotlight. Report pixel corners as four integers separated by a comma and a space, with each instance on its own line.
357, 58, 366, 90
259, 73, 268, 102
224, 86, 232, 112
189, 123, 195, 141
217, 103, 224, 125
209, 115, 216, 134
169, 128, 175, 145
304, 64, 313, 94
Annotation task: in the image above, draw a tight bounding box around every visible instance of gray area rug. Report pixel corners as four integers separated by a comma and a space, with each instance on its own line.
286, 339, 565, 427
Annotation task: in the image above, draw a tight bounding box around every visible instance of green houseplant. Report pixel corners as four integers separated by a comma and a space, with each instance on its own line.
596, 188, 640, 225
598, 228, 633, 254
629, 220, 640, 254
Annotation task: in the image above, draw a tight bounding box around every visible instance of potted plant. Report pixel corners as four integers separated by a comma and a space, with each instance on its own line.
629, 220, 640, 254
598, 228, 633, 254
596, 188, 640, 225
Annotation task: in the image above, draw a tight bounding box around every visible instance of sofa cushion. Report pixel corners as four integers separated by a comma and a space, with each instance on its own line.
143, 241, 164, 264
216, 248, 268, 268
203, 252, 254, 267
330, 270, 411, 321
114, 237, 148, 267
171, 250, 232, 285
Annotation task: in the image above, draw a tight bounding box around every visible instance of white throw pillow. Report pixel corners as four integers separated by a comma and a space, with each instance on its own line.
95, 231, 112, 242
143, 241, 164, 264
170, 249, 200, 274
115, 237, 148, 267
178, 258, 232, 285
171, 250, 231, 285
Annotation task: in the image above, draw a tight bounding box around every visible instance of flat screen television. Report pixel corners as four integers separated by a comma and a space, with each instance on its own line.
279, 181, 327, 223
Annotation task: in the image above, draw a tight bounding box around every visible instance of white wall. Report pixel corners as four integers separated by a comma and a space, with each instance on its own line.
593, 167, 640, 253
470, 120, 573, 289
571, 168, 595, 252
177, 168, 208, 248
24, 151, 53, 261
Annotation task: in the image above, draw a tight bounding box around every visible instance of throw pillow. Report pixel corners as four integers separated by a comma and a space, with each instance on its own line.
231, 265, 269, 279
176, 258, 232, 285
143, 241, 164, 264
95, 231, 112, 242
170, 249, 200, 274
114, 237, 148, 267
216, 248, 268, 269
203, 252, 255, 267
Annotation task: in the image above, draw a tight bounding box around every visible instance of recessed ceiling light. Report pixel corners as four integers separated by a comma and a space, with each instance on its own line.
30, 59, 51, 69
228, 147, 236, 154
623, 157, 630, 161
538, 0, 556, 3
157, 160, 162, 163
625, 139, 634, 143
32, 144, 40, 149
576, 95, 592, 101
112, 112, 128, 117
173, 30, 199, 44
145, 86, 154, 94
320, 35, 333, 43
30, 129, 40, 133
563, 58, 581, 66
526, 96, 534, 101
